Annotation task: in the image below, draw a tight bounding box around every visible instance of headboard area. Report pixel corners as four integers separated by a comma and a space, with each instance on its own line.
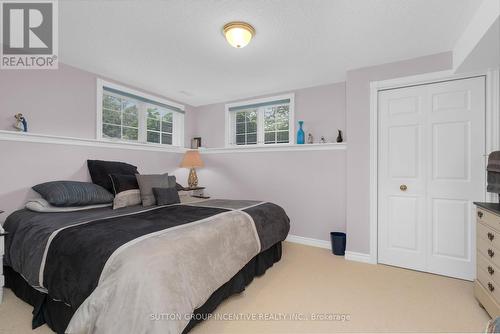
0, 137, 184, 223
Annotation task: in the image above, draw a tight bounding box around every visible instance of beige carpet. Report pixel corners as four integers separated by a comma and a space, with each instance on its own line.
0, 242, 490, 333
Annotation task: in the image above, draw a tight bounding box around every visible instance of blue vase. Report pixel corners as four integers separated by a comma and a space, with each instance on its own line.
297, 121, 305, 144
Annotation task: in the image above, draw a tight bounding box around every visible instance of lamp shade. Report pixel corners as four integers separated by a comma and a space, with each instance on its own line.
180, 150, 204, 168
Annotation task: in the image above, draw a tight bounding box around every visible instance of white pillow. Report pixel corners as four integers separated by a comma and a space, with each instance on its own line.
178, 190, 203, 204
26, 198, 111, 213
113, 189, 142, 209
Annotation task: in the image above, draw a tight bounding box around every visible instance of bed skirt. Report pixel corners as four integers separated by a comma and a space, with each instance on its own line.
4, 242, 282, 334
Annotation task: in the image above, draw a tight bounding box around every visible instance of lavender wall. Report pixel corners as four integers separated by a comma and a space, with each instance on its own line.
197, 150, 346, 240
345, 52, 453, 254
188, 82, 346, 147
0, 63, 195, 144
0, 63, 193, 221
185, 82, 348, 242
0, 140, 184, 222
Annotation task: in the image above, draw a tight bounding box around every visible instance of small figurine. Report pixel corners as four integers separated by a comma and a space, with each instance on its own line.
307, 133, 314, 144
320, 136, 326, 144
13, 113, 27, 132
336, 129, 343, 143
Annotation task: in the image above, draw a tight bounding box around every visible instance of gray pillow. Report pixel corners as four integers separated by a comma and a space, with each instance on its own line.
153, 187, 180, 206
32, 181, 114, 207
136, 174, 176, 206
26, 198, 112, 212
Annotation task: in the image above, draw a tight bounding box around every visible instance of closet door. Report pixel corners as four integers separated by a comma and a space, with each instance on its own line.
378, 85, 427, 271
378, 76, 485, 280
425, 77, 485, 280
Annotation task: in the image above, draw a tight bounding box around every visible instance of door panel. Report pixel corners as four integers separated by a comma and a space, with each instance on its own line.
378, 86, 426, 270
389, 125, 419, 178
388, 196, 419, 251
432, 121, 470, 180
378, 76, 485, 280
426, 77, 485, 280
432, 198, 469, 260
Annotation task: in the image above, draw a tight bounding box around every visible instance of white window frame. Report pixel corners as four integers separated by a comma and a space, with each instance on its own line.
96, 79, 185, 147
224, 93, 295, 147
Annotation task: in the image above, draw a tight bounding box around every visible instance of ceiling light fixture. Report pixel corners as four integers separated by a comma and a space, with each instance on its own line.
223, 21, 255, 48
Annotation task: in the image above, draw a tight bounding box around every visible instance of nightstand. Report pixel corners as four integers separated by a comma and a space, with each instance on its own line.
182, 186, 207, 197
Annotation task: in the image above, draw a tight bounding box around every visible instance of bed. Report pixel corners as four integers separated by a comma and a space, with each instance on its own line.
3, 198, 290, 333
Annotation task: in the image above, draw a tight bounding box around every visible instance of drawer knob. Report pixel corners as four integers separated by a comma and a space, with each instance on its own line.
488, 232, 495, 241
489, 266, 495, 275
478, 211, 484, 218
488, 249, 495, 258
488, 282, 495, 292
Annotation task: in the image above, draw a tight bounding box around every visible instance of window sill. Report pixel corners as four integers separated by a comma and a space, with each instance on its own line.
0, 130, 187, 153
199, 142, 346, 154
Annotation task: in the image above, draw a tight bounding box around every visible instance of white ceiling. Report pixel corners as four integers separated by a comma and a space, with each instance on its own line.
59, 0, 482, 106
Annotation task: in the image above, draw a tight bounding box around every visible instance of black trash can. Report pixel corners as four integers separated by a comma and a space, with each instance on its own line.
330, 232, 346, 256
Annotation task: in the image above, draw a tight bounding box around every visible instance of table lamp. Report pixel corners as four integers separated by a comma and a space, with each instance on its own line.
180, 150, 204, 188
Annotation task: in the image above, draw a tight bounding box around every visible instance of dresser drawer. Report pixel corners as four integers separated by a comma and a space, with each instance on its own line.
478, 222, 500, 249
477, 208, 500, 232
478, 252, 500, 286
478, 267, 500, 303
478, 236, 500, 268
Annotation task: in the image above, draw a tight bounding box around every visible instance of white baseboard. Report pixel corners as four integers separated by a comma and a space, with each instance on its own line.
344, 251, 375, 264
285, 234, 331, 249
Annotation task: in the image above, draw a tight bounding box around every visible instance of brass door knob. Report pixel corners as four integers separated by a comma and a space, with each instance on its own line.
488, 232, 495, 241
488, 249, 495, 258
488, 282, 495, 292
478, 211, 484, 218
400, 184, 408, 191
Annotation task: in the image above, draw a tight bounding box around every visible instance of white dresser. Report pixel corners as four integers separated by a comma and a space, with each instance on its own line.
475, 202, 500, 317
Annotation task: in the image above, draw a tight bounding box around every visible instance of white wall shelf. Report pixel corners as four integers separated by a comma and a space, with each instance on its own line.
0, 130, 346, 154
0, 130, 187, 153
199, 143, 346, 154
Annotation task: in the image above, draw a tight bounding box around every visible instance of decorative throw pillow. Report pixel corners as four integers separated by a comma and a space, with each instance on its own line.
87, 160, 139, 193
136, 174, 176, 206
153, 187, 180, 206
26, 198, 111, 212
32, 181, 114, 207
113, 189, 142, 209
109, 173, 139, 195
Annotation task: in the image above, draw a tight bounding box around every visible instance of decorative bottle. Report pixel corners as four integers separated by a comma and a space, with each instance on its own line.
336, 129, 343, 143
297, 121, 305, 144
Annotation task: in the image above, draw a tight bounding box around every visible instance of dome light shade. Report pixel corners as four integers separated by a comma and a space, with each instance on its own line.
223, 22, 255, 48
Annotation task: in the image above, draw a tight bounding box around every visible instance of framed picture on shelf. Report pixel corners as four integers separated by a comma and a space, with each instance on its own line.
191, 137, 202, 149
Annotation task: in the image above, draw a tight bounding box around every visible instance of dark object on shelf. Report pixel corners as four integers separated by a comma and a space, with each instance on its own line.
192, 195, 210, 199
330, 232, 346, 256
191, 137, 202, 149
336, 129, 343, 143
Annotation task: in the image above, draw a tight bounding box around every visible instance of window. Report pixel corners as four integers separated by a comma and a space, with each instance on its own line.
97, 80, 184, 147
226, 94, 294, 147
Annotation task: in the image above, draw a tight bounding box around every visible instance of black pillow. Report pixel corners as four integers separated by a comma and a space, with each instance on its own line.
176, 182, 185, 191
33, 181, 114, 207
87, 160, 139, 193
109, 174, 139, 195
153, 187, 180, 206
